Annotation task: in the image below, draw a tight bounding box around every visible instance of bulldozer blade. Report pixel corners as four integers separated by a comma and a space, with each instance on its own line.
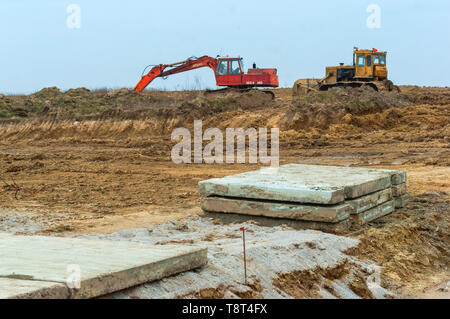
293, 79, 321, 96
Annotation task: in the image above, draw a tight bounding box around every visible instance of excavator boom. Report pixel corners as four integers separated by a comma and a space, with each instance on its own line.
134, 56, 217, 92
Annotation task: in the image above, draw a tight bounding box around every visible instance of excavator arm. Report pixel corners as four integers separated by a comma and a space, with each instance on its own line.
134, 56, 218, 92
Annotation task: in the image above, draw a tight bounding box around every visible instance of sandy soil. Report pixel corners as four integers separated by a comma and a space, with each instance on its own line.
0, 86, 448, 298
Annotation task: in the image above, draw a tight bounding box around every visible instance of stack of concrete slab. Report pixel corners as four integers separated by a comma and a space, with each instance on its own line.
0, 234, 207, 299
199, 164, 407, 231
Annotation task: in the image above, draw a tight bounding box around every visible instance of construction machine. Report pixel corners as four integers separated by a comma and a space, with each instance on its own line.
293, 48, 396, 96
134, 55, 279, 94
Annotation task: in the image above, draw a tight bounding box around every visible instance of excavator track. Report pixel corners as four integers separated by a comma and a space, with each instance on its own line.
204, 87, 275, 100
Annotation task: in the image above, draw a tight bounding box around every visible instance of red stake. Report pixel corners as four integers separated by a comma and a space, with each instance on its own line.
240, 227, 247, 285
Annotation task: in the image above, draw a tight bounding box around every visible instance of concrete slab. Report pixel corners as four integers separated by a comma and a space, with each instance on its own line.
394, 196, 406, 208
347, 188, 392, 215
0, 278, 69, 299
377, 169, 407, 185
0, 234, 207, 299
392, 184, 407, 197
204, 211, 351, 233
199, 164, 393, 205
201, 196, 352, 223
352, 200, 395, 225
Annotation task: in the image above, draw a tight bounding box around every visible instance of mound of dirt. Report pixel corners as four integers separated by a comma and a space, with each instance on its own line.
106, 88, 133, 98
31, 86, 62, 98
282, 86, 413, 130
0, 87, 275, 125
401, 86, 450, 105
350, 192, 450, 289
1, 86, 448, 150
65, 87, 92, 96
174, 90, 273, 123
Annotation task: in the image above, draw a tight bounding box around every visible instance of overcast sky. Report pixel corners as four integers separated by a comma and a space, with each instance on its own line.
1, 0, 449, 94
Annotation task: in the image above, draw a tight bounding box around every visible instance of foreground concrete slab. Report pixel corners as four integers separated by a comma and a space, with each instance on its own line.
201, 196, 352, 223
0, 234, 207, 299
199, 164, 393, 205
352, 200, 395, 225
0, 278, 69, 299
347, 188, 392, 215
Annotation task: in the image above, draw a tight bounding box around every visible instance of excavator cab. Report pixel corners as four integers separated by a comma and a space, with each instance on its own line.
215, 56, 278, 88
216, 58, 243, 75
215, 57, 244, 86
354, 48, 387, 80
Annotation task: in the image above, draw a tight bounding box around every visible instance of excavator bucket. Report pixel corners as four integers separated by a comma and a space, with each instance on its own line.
134, 65, 166, 92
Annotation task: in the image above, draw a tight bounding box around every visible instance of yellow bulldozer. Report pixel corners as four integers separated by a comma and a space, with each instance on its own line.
293, 47, 397, 95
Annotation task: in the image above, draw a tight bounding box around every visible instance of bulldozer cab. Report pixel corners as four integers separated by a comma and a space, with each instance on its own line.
354, 48, 387, 80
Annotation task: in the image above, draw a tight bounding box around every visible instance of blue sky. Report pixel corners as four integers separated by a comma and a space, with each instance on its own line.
1, 0, 449, 94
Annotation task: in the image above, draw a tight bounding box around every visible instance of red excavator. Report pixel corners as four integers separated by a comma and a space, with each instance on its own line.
134, 55, 279, 92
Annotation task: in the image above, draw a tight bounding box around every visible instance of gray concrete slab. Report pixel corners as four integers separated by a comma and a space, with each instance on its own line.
392, 184, 407, 197
377, 169, 407, 185
0, 234, 207, 299
0, 278, 69, 299
394, 196, 406, 208
347, 188, 392, 215
199, 164, 393, 204
201, 196, 352, 223
352, 200, 395, 225
204, 211, 351, 233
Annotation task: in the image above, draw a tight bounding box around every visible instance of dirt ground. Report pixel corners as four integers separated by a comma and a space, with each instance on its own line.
0, 86, 448, 298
